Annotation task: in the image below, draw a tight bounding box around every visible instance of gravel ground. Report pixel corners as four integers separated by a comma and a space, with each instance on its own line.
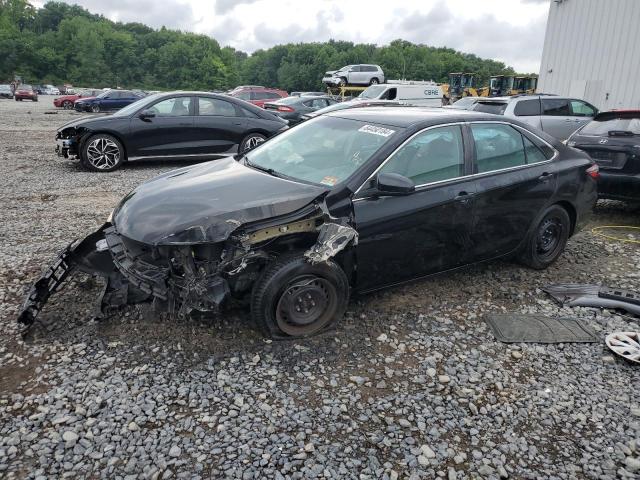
1, 97, 639, 480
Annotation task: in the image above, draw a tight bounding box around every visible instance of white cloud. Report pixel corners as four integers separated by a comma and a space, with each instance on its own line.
51, 0, 549, 72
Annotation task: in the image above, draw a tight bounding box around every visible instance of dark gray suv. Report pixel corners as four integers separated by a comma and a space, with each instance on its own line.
472, 95, 598, 140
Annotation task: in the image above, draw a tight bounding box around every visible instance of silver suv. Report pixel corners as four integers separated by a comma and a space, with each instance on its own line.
471, 95, 598, 140
322, 64, 385, 87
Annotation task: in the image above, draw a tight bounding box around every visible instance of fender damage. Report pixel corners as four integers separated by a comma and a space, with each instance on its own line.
17, 195, 357, 332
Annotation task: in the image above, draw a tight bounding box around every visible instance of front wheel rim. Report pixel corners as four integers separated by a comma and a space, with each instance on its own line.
92, 105, 99, 112
536, 217, 563, 258
86, 138, 120, 170
275, 275, 337, 336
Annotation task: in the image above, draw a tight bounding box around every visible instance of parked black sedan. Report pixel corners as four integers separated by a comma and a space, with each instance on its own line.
56, 91, 288, 171
263, 95, 338, 124
21, 107, 597, 339
567, 110, 640, 201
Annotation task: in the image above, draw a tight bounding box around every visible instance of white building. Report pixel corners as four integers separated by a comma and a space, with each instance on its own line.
537, 0, 640, 110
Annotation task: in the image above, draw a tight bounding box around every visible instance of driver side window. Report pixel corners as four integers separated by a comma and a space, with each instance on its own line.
379, 126, 465, 185
149, 97, 194, 116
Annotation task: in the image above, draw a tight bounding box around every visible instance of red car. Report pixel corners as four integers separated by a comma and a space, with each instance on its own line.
230, 87, 288, 108
14, 85, 38, 102
53, 89, 101, 110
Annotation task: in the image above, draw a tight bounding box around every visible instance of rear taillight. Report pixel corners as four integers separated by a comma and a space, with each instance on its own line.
277, 106, 294, 112
586, 164, 600, 179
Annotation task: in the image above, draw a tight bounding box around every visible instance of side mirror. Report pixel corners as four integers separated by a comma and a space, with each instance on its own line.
376, 172, 415, 196
139, 109, 156, 120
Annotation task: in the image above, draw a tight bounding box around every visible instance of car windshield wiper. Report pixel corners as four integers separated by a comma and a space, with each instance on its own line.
243, 157, 283, 178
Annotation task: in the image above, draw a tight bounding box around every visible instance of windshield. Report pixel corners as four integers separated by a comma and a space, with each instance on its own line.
452, 97, 477, 108
20, 85, 32, 90
112, 93, 163, 117
245, 116, 401, 186
359, 85, 387, 100
473, 102, 508, 115
0, 85, 10, 91
580, 117, 640, 135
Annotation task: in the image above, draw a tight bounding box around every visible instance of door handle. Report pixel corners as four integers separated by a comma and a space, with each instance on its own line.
233, 122, 243, 126
538, 172, 553, 182
455, 191, 473, 204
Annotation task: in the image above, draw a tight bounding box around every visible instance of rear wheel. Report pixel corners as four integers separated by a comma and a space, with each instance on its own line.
80, 134, 124, 172
91, 104, 100, 113
239, 133, 266, 153
518, 205, 571, 269
63, 100, 73, 109
33, 97, 38, 102
251, 254, 349, 338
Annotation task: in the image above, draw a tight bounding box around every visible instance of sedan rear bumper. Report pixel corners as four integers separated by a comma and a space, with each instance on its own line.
598, 171, 640, 201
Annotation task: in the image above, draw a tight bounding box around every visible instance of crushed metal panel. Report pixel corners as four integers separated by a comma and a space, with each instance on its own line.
544, 284, 640, 316
247, 216, 320, 244
305, 222, 358, 264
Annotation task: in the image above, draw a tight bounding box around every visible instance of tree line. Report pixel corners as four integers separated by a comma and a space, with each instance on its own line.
0, 0, 516, 92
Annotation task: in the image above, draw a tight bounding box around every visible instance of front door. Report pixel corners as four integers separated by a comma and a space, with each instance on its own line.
129, 96, 196, 157
468, 122, 558, 260
353, 124, 476, 291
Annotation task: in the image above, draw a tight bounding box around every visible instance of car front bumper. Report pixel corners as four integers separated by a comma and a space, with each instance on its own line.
56, 138, 77, 158
598, 171, 640, 201
322, 77, 341, 86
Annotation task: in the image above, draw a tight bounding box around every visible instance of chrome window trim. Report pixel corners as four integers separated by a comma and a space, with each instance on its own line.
353, 120, 559, 200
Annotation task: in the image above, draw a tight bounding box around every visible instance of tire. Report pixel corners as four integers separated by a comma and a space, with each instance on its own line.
239, 133, 266, 154
91, 104, 100, 113
33, 97, 38, 102
369, 77, 379, 85
338, 77, 347, 87
80, 134, 125, 172
63, 100, 73, 109
251, 254, 350, 338
518, 205, 571, 270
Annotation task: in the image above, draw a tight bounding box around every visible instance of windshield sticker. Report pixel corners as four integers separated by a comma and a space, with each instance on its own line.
358, 125, 395, 137
320, 175, 339, 186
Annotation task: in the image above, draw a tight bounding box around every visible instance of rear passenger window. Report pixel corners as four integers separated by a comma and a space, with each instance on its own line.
542, 98, 571, 116
514, 99, 541, 116
379, 126, 464, 185
198, 97, 237, 116
522, 135, 547, 164
471, 124, 526, 173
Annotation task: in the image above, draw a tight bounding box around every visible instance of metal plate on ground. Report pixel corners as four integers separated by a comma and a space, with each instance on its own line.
486, 314, 599, 343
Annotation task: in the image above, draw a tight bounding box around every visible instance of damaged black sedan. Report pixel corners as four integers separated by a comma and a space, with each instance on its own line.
19, 108, 598, 338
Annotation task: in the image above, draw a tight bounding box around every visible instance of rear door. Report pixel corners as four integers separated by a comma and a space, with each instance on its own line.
540, 98, 577, 139
128, 96, 196, 157
512, 98, 543, 131
354, 124, 477, 290
192, 96, 248, 153
468, 122, 558, 260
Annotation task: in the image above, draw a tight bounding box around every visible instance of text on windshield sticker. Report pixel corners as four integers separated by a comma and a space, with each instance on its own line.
358, 125, 395, 137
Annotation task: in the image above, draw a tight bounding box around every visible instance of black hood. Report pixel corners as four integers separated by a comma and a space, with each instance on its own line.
58, 115, 120, 132
112, 157, 328, 245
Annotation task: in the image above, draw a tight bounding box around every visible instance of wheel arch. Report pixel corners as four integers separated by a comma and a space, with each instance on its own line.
553, 200, 577, 236
79, 130, 129, 161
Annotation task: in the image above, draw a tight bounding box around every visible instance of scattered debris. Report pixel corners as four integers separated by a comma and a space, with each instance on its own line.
543, 284, 640, 316
605, 332, 640, 364
485, 313, 598, 343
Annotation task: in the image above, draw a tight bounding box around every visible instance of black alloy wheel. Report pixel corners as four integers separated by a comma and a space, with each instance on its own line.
91, 104, 100, 113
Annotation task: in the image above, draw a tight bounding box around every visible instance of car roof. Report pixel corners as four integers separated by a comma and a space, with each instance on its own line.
326, 106, 505, 128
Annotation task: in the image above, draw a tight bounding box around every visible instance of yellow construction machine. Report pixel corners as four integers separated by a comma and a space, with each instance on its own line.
442, 72, 481, 104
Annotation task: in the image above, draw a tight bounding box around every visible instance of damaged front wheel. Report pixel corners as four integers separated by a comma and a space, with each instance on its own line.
251, 254, 349, 338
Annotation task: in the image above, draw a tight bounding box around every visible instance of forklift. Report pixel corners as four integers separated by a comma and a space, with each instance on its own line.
442, 72, 480, 104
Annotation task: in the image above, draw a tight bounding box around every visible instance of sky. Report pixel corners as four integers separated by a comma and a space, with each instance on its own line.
39, 0, 551, 73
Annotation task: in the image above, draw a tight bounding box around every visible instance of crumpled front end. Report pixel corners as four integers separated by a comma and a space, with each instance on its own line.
17, 198, 358, 332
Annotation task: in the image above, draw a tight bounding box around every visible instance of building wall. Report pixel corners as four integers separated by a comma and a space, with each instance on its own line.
537, 0, 640, 110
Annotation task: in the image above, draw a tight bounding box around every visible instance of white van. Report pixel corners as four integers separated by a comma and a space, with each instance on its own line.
355, 80, 443, 107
